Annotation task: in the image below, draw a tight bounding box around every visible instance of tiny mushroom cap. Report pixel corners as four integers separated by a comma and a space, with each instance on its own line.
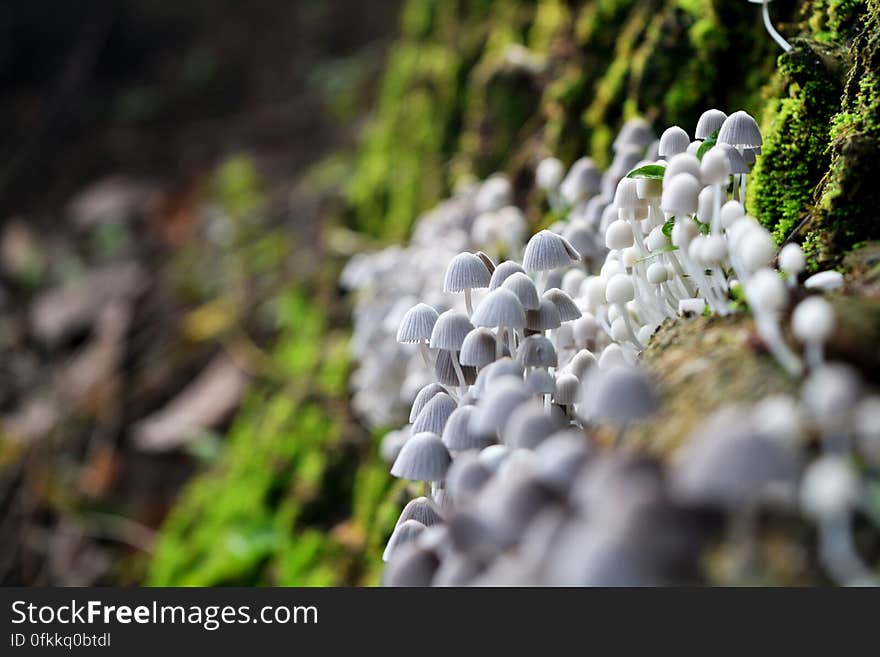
658, 126, 691, 158
429, 310, 474, 351
471, 288, 526, 329
518, 335, 558, 368
395, 496, 444, 530
554, 372, 580, 405
475, 174, 512, 213
443, 252, 491, 293
522, 230, 580, 272
572, 315, 599, 346
536, 156, 565, 191
446, 452, 492, 503
459, 327, 499, 367
543, 288, 582, 322
672, 418, 799, 509
501, 272, 541, 310
613, 118, 655, 151
663, 153, 702, 183
380, 429, 409, 463
397, 303, 439, 343
719, 199, 745, 228
597, 343, 628, 369
411, 392, 458, 435
747, 268, 788, 313
778, 243, 806, 277
442, 405, 495, 451
489, 260, 527, 289
409, 383, 447, 423
567, 349, 598, 379
391, 431, 452, 481
382, 543, 439, 587
605, 273, 636, 304
717, 110, 763, 148
478, 443, 511, 474
526, 298, 562, 331
470, 377, 531, 438
613, 177, 646, 211
801, 363, 862, 430
579, 365, 658, 424
804, 270, 844, 291
646, 261, 669, 284
605, 219, 634, 250
800, 456, 858, 519
534, 432, 592, 494
503, 401, 565, 449
384, 520, 427, 562
700, 147, 731, 185
560, 157, 602, 205
661, 173, 701, 216
695, 108, 728, 139
738, 228, 776, 273
792, 296, 836, 345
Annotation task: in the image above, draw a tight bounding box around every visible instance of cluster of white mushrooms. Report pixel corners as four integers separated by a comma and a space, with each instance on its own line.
343, 110, 880, 586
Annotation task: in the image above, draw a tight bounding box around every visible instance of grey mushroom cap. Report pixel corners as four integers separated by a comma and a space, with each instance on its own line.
429, 310, 474, 351
470, 377, 531, 438
447, 510, 502, 560
478, 444, 511, 473
517, 334, 558, 368
578, 365, 659, 424
658, 126, 691, 158
503, 401, 566, 449
444, 252, 491, 293
695, 108, 727, 140
434, 349, 477, 386
534, 432, 592, 495
395, 496, 444, 530
382, 543, 440, 587
409, 383, 447, 423
396, 303, 439, 343
563, 223, 603, 261
526, 298, 562, 331
612, 118, 655, 151
446, 452, 492, 504
411, 392, 458, 435
383, 519, 426, 562
671, 416, 800, 509
476, 470, 554, 549
560, 157, 602, 203
471, 288, 526, 328
526, 369, 556, 395
567, 349, 597, 379
522, 230, 580, 273
488, 260, 527, 290
501, 272, 541, 310
442, 405, 495, 451
432, 552, 485, 587
459, 327, 499, 368
717, 110, 762, 148
543, 288, 582, 322
554, 372, 580, 405
391, 431, 452, 481
473, 357, 525, 398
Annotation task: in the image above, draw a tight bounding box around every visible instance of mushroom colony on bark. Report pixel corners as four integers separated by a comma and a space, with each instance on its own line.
340, 109, 880, 587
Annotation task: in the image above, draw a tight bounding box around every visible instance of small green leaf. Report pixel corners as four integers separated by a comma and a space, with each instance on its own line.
696, 128, 719, 161
654, 244, 679, 254
661, 219, 675, 239
626, 164, 666, 179
693, 217, 710, 235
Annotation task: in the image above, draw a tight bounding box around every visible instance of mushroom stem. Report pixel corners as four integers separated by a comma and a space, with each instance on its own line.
805, 340, 824, 371
464, 288, 474, 317
614, 302, 644, 350
754, 313, 803, 377
450, 351, 467, 389
507, 327, 517, 359
423, 480, 432, 501
761, 0, 792, 52
818, 514, 878, 586
419, 341, 433, 371
666, 250, 697, 297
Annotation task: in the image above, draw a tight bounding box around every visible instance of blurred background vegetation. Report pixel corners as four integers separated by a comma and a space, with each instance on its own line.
1, 0, 877, 585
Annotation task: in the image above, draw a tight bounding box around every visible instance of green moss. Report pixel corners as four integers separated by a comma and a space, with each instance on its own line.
747, 40, 846, 243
